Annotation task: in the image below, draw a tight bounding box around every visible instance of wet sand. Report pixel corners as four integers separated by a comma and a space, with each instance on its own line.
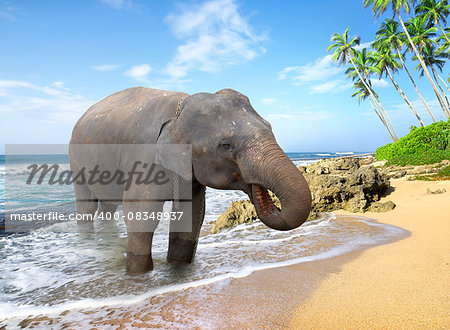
289, 178, 450, 328
5, 178, 449, 328
7, 217, 376, 329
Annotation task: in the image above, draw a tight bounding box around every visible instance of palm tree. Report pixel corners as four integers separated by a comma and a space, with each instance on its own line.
346, 48, 400, 138
328, 28, 398, 141
345, 48, 380, 79
416, 0, 450, 44
334, 41, 398, 140
373, 45, 426, 126
374, 19, 436, 121
352, 80, 375, 103
414, 44, 450, 116
421, 44, 449, 90
437, 28, 450, 54
406, 15, 450, 114
437, 26, 450, 54
406, 15, 438, 50
352, 79, 390, 126
363, 0, 448, 115
432, 64, 450, 95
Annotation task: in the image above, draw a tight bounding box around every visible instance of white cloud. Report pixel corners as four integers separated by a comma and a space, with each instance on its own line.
370, 78, 390, 88
124, 64, 152, 82
279, 41, 374, 95
51, 81, 65, 88
390, 98, 445, 121
354, 41, 373, 51
279, 54, 352, 95
0, 80, 70, 96
0, 79, 35, 89
260, 97, 278, 105
41, 86, 63, 96
308, 79, 353, 95
0, 79, 94, 122
164, 0, 266, 78
267, 110, 336, 122
92, 64, 120, 72
278, 55, 340, 83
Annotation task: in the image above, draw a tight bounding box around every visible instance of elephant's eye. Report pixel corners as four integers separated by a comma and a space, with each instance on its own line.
219, 142, 233, 152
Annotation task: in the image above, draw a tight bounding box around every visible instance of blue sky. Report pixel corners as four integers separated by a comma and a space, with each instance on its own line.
1, 0, 448, 153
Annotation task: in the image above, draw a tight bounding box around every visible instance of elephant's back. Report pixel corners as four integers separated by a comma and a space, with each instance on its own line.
70, 87, 186, 144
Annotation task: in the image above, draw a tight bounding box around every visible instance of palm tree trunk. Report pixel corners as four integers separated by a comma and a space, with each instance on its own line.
397, 12, 449, 116
434, 67, 450, 95
374, 93, 398, 140
395, 46, 436, 122
437, 20, 450, 45
433, 70, 450, 109
385, 67, 425, 126
368, 98, 389, 127
366, 74, 398, 139
434, 89, 449, 116
431, 67, 450, 117
365, 92, 388, 127
368, 92, 397, 140
371, 95, 397, 141
348, 55, 397, 141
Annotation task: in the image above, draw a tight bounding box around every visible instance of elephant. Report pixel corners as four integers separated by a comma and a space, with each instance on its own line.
69, 87, 311, 274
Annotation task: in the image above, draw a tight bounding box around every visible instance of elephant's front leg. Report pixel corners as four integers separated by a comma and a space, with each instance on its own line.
167, 181, 206, 263
124, 200, 164, 274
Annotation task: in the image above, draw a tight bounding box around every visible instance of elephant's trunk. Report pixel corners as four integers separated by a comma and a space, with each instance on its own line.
238, 138, 312, 231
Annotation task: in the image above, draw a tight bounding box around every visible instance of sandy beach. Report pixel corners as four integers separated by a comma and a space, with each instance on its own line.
289, 178, 450, 329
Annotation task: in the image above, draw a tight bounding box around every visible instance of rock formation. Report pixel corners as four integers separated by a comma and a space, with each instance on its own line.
211, 157, 395, 233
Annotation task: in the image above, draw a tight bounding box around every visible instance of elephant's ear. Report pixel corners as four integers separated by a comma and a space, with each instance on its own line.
155, 119, 192, 181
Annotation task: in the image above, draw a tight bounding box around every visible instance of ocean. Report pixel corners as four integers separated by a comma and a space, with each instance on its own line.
0, 152, 408, 326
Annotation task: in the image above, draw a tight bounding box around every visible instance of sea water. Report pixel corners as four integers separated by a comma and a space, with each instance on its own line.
0, 152, 408, 324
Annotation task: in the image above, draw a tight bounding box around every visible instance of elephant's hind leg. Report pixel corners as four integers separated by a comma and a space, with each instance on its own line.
73, 181, 98, 227
97, 201, 119, 229
167, 182, 206, 264
98, 201, 118, 214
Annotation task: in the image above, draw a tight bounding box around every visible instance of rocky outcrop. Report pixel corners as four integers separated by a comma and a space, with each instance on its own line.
298, 158, 391, 213
211, 193, 320, 234
211, 157, 394, 233
426, 188, 447, 195
359, 156, 376, 166
211, 200, 257, 234
378, 160, 450, 179
368, 200, 396, 212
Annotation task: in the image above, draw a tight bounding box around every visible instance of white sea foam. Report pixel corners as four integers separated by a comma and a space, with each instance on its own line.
1, 163, 71, 176
293, 160, 315, 167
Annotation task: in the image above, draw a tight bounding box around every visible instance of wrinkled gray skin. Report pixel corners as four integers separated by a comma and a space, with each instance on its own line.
70, 87, 311, 274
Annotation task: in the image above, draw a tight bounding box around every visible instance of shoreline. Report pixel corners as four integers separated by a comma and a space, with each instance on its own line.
2, 214, 400, 328
3, 177, 449, 328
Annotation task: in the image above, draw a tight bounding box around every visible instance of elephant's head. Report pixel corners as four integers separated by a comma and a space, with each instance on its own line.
157, 89, 311, 231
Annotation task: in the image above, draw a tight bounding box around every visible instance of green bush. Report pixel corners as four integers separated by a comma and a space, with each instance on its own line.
375, 120, 450, 166
413, 165, 450, 181
437, 165, 450, 176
